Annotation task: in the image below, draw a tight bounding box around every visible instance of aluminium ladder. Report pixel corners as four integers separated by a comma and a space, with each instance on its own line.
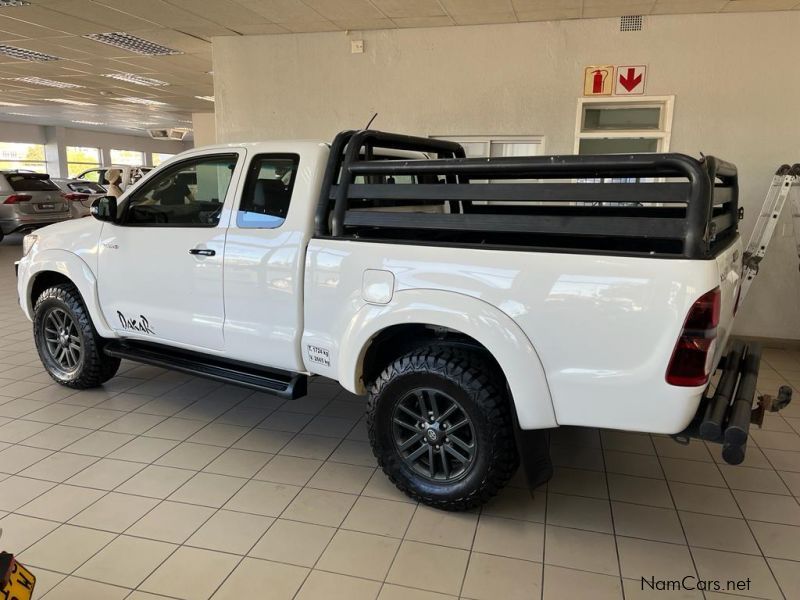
739, 163, 800, 305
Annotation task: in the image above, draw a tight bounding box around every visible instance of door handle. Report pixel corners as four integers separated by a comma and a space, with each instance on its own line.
189, 248, 215, 257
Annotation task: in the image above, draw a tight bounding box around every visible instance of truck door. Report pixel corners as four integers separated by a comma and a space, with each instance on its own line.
222, 153, 306, 371
97, 151, 244, 350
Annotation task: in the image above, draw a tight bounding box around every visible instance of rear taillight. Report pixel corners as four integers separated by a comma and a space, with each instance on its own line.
63, 193, 89, 201
3, 194, 32, 204
666, 287, 721, 387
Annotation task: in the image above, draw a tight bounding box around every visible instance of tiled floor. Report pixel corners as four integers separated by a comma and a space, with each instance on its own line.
1, 235, 800, 600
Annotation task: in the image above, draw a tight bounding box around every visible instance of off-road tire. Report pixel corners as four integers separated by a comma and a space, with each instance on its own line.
367, 346, 519, 510
33, 283, 120, 388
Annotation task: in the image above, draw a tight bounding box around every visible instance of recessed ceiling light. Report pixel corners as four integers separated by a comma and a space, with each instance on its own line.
0, 100, 26, 106
9, 76, 82, 88
45, 98, 96, 106
115, 96, 167, 106
0, 44, 60, 62
101, 72, 169, 87
72, 119, 105, 125
0, 0, 31, 6
194, 95, 214, 102
84, 32, 182, 56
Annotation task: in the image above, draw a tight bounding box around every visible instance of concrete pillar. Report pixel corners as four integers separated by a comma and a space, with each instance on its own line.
43, 126, 67, 178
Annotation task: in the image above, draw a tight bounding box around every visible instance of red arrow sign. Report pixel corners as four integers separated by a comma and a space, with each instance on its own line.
618, 67, 643, 92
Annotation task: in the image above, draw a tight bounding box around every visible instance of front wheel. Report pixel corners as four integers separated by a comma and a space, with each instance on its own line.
33, 283, 120, 389
367, 346, 519, 510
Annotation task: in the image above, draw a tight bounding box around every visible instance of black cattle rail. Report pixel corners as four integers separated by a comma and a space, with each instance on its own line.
315, 129, 739, 259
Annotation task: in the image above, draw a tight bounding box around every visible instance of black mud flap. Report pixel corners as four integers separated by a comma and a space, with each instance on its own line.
672, 341, 793, 465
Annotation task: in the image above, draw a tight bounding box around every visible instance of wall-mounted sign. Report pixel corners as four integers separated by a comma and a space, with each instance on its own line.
583, 66, 614, 96
615, 65, 647, 95
583, 64, 648, 96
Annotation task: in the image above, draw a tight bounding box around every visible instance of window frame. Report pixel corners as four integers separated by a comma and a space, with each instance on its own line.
110, 148, 145, 167
574, 95, 675, 154
236, 152, 300, 230
118, 152, 239, 228
66, 146, 101, 179
0, 142, 47, 173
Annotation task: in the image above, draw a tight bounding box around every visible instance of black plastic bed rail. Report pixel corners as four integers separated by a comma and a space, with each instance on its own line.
673, 341, 792, 464
315, 129, 739, 259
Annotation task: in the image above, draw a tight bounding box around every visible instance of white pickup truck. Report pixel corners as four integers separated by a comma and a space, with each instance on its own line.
16, 130, 788, 509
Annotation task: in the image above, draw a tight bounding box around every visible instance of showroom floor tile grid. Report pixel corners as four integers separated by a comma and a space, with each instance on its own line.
1, 240, 800, 600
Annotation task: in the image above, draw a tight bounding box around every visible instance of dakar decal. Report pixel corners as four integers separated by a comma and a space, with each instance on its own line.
306, 344, 331, 368
117, 311, 156, 335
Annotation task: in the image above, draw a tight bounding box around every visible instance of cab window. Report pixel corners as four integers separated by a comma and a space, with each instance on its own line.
237, 154, 299, 229
122, 154, 236, 227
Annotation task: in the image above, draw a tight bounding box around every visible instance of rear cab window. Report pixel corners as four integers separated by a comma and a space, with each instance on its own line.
237, 154, 300, 229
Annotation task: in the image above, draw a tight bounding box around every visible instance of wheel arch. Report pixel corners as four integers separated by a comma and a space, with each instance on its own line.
340, 289, 557, 430
24, 250, 115, 337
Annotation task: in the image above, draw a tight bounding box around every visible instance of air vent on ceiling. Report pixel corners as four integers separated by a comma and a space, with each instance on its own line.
0, 0, 31, 6
84, 32, 182, 56
148, 128, 188, 141
620, 15, 643, 32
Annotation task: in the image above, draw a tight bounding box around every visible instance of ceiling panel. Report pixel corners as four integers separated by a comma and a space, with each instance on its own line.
0, 14, 64, 38
302, 0, 386, 21
370, 0, 446, 18
452, 11, 518, 24
393, 15, 455, 27
439, 0, 515, 14
40, 0, 159, 31
233, 0, 325, 22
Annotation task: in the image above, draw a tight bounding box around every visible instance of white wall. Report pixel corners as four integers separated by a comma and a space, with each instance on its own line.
214, 12, 800, 340
192, 112, 217, 147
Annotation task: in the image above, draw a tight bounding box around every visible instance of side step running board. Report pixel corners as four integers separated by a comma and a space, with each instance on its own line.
673, 340, 792, 465
104, 340, 307, 400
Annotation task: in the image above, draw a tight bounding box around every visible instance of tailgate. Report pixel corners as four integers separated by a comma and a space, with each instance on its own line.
18, 190, 68, 215
713, 237, 744, 363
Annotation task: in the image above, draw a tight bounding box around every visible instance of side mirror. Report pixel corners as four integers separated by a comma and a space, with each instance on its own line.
91, 196, 117, 222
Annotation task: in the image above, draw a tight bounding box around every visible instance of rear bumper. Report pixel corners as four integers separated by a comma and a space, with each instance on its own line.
673, 340, 792, 464
0, 213, 71, 235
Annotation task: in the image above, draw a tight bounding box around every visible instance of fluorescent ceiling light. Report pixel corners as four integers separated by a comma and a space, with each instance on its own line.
0, 100, 26, 106
45, 98, 96, 106
0, 44, 60, 62
116, 96, 167, 106
101, 72, 168, 87
9, 76, 82, 88
194, 95, 214, 102
72, 120, 105, 125
7, 112, 35, 116
84, 32, 182, 56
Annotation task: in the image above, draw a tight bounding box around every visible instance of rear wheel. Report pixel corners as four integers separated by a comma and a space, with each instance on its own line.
367, 346, 519, 510
33, 283, 120, 388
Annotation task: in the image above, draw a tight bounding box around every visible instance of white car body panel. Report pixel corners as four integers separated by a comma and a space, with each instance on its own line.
303, 238, 741, 433
96, 148, 246, 351
222, 142, 329, 372
15, 139, 743, 437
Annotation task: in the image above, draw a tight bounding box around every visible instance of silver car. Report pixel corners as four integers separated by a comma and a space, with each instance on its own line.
0, 171, 71, 243
51, 178, 108, 219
